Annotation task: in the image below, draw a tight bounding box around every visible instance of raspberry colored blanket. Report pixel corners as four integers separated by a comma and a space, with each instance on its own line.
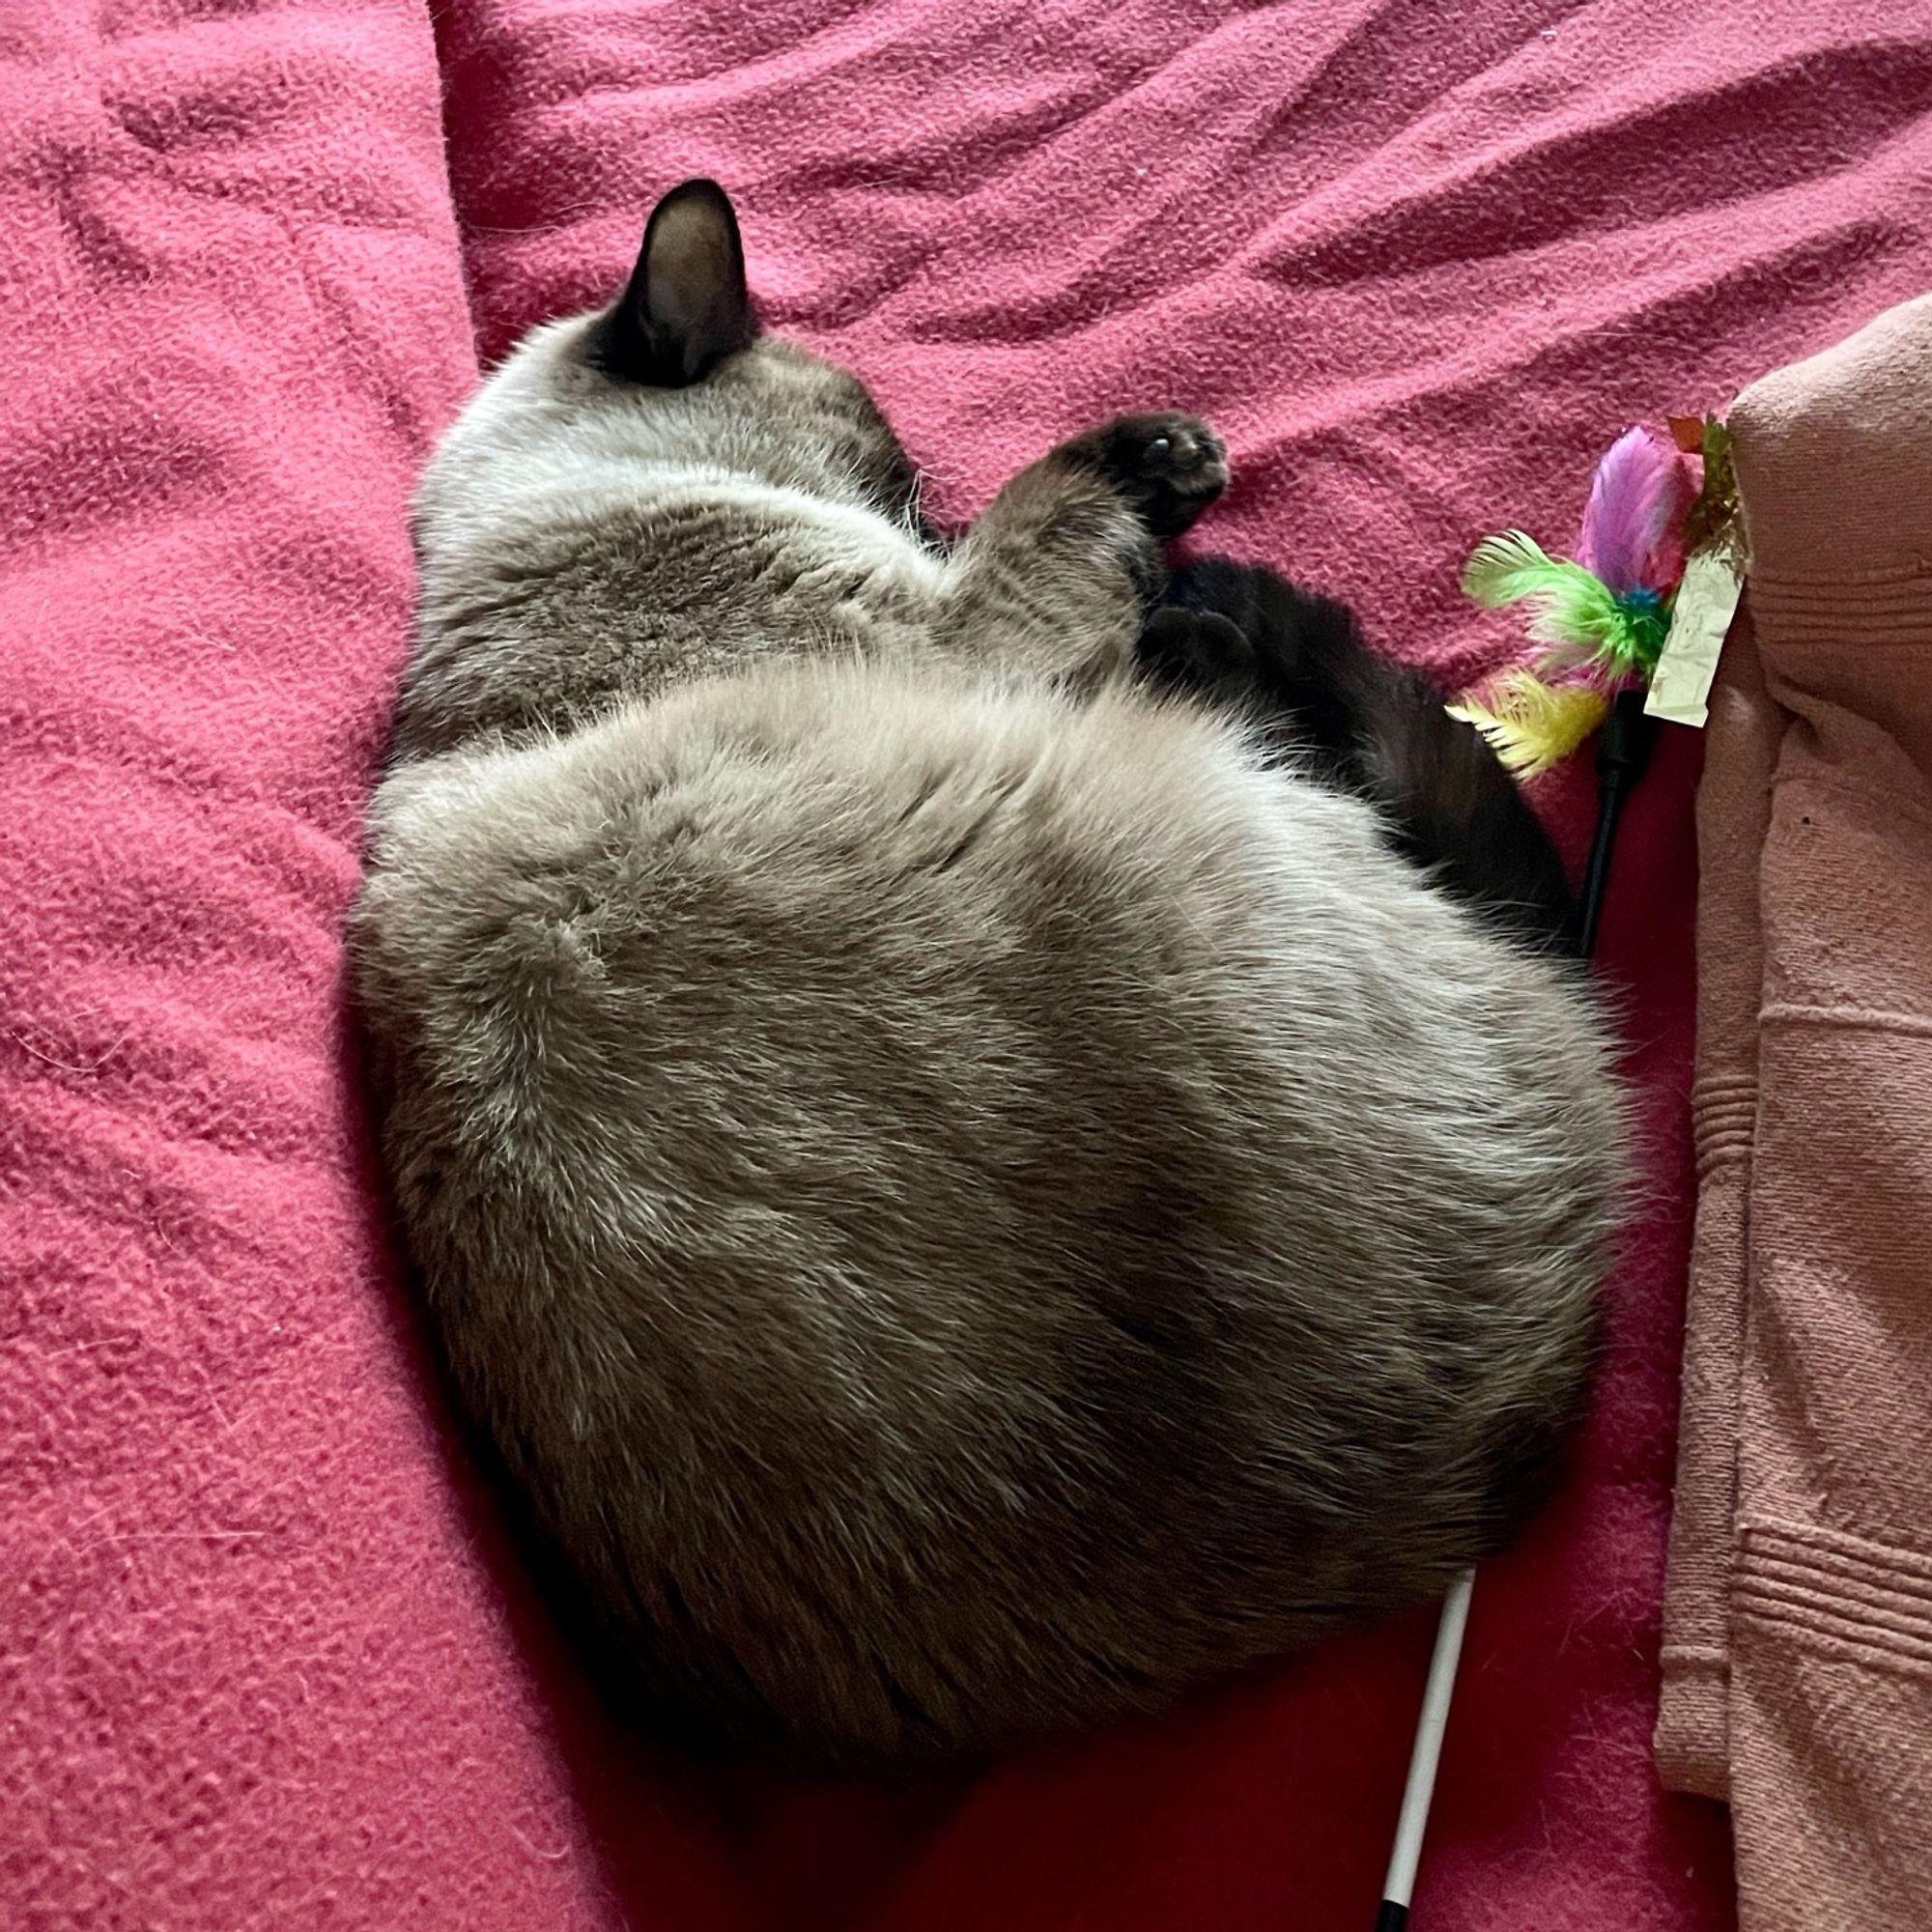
7, 2, 1930, 1927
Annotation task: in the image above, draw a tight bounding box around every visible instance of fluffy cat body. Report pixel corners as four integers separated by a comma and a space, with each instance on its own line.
352, 183, 1624, 1766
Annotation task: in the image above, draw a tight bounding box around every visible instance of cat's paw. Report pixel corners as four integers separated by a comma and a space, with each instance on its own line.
1059, 412, 1230, 539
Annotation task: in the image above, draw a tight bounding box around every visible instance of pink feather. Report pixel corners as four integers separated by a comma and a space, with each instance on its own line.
1574, 425, 1695, 594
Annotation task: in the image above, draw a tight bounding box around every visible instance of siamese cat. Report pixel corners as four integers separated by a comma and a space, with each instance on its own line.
351, 179, 1622, 1767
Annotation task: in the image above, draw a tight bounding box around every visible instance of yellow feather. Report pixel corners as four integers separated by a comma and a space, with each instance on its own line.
1445, 668, 1608, 780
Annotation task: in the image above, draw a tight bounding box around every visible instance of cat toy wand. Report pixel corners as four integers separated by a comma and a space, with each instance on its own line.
1373, 692, 1654, 1932
1374, 418, 1741, 1932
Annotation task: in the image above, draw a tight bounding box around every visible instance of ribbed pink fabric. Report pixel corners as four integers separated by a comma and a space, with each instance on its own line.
1659, 295, 1932, 1929
1656, 603, 1774, 1804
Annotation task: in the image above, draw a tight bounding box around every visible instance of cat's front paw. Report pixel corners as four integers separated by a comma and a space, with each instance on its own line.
1058, 412, 1230, 539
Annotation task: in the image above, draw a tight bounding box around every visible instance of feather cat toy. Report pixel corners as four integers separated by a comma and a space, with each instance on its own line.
1378, 415, 1744, 1932
1445, 416, 1739, 778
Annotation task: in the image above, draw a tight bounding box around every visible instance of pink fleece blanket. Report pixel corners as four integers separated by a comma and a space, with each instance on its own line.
7, 2, 1931, 1927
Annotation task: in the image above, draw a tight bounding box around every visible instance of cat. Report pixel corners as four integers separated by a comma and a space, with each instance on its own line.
1139, 556, 1580, 950
350, 178, 1625, 1769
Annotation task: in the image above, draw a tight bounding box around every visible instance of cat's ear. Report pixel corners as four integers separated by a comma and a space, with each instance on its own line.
590, 179, 756, 385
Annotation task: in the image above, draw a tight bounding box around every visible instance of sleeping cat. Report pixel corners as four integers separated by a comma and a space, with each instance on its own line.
351, 179, 1624, 1768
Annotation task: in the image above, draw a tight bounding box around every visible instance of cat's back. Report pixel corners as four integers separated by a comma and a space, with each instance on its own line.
355, 651, 1619, 1760
354, 654, 1618, 1689
358, 646, 1614, 1370
356, 657, 1314, 1181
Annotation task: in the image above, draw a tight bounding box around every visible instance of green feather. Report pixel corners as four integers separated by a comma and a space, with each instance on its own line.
1462, 530, 1655, 674
1606, 598, 1668, 677
1462, 531, 1617, 639
1462, 530, 1569, 604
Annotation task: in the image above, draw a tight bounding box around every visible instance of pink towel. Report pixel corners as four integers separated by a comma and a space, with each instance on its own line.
6, 1, 1932, 1927
1658, 295, 1932, 1930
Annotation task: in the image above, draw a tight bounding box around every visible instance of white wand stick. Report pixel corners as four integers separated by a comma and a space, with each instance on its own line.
1375, 1566, 1475, 1932
1376, 692, 1661, 1927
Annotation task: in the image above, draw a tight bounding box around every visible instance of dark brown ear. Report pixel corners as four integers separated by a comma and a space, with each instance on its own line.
587, 179, 756, 385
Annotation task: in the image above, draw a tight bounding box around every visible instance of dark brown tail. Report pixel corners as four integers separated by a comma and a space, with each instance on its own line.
1139, 555, 1578, 952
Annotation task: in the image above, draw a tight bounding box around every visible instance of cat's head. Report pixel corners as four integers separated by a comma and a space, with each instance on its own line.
418, 181, 918, 539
